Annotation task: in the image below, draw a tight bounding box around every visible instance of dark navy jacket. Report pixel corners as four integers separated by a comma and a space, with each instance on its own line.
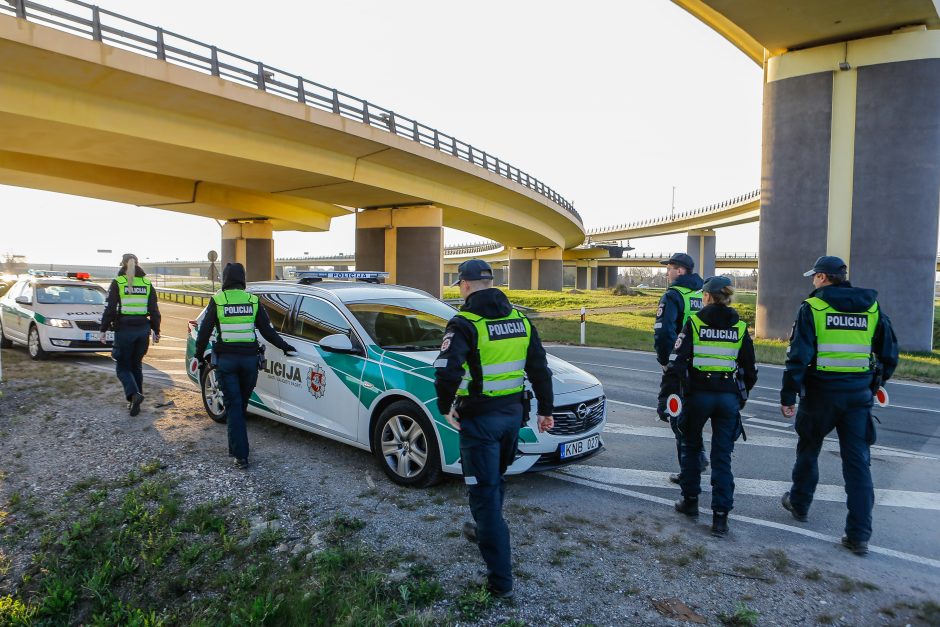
434, 288, 553, 416
659, 303, 758, 399
100, 266, 161, 334
780, 282, 898, 406
653, 273, 704, 366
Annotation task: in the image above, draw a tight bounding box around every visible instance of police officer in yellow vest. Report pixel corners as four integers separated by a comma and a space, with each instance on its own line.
660, 276, 757, 536
194, 263, 297, 469
434, 259, 554, 599
654, 252, 708, 482
779, 256, 898, 555
101, 253, 161, 416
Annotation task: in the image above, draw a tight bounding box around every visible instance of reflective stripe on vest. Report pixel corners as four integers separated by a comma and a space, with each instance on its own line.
215, 289, 259, 343
116, 275, 152, 316
456, 309, 531, 397
669, 285, 704, 328
806, 296, 878, 372
689, 314, 746, 372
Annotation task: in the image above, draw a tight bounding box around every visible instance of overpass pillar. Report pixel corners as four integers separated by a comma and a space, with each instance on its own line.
355, 206, 443, 297
758, 30, 940, 350
687, 229, 716, 279
599, 266, 619, 288
576, 260, 599, 290
221, 220, 273, 282
508, 247, 563, 291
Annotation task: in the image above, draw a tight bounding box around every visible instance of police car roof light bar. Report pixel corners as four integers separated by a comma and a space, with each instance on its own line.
293, 270, 390, 285
27, 269, 91, 280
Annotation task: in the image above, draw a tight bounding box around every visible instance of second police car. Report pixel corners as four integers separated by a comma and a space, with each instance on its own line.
186, 271, 606, 486
0, 271, 112, 359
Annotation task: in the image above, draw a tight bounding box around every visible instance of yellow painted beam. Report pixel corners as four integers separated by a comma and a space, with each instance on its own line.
670, 0, 767, 64
826, 69, 858, 265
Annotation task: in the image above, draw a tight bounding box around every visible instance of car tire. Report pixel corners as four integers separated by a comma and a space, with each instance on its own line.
372, 400, 442, 488
200, 365, 228, 424
0, 319, 11, 349
27, 325, 49, 360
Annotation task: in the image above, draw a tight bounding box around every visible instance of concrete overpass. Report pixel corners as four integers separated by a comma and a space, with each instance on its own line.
0, 0, 583, 296
672, 0, 940, 350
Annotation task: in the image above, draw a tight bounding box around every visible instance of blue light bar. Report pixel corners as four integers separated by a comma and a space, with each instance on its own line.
294, 271, 389, 280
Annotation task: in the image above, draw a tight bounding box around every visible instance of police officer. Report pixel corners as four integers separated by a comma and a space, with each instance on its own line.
661, 276, 757, 536
434, 259, 554, 599
779, 256, 898, 555
193, 262, 297, 469
101, 253, 161, 416
654, 252, 708, 482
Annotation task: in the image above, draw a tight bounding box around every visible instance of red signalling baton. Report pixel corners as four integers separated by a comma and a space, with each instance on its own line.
665, 394, 683, 418
874, 386, 889, 408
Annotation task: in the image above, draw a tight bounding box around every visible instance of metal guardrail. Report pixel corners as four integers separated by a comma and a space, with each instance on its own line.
2, 0, 580, 222
155, 287, 213, 308
586, 189, 760, 236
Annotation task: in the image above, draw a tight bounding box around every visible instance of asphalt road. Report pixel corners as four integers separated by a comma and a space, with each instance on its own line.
64, 301, 940, 586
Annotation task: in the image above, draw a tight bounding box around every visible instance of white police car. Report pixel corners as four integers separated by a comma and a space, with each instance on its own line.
186, 271, 606, 486
0, 271, 112, 360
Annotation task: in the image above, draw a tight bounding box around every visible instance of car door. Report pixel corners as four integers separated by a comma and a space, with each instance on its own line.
6, 281, 31, 341
251, 291, 298, 417
279, 295, 366, 441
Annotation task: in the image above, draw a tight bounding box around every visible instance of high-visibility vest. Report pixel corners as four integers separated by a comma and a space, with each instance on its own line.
689, 313, 746, 372
670, 285, 704, 328
115, 275, 152, 316
214, 289, 259, 343
805, 296, 878, 372
456, 309, 531, 397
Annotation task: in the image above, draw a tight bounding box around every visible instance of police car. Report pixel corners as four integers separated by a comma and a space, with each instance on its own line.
0, 271, 113, 360
186, 271, 606, 486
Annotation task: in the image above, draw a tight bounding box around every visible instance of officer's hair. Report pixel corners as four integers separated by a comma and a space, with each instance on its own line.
709, 285, 734, 306
464, 278, 493, 293
825, 273, 845, 285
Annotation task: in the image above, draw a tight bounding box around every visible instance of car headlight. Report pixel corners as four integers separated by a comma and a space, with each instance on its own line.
45, 318, 73, 328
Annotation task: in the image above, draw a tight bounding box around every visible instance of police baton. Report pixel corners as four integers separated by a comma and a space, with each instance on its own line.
874, 386, 889, 408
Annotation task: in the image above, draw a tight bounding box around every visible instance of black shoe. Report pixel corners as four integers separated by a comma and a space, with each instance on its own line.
128, 393, 144, 417
781, 492, 808, 522
669, 473, 681, 484
234, 457, 249, 469
711, 511, 729, 537
674, 496, 699, 516
487, 584, 514, 599
462, 521, 478, 544
841, 536, 869, 556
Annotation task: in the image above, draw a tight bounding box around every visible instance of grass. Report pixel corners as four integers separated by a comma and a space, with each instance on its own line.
0, 466, 445, 625
718, 602, 760, 626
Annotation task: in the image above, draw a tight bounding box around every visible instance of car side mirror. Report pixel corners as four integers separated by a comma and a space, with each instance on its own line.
14, 296, 31, 306
319, 333, 359, 354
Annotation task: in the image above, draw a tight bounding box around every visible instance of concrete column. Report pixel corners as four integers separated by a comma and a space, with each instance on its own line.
599, 266, 618, 288
589, 260, 599, 290
508, 247, 563, 291
356, 206, 443, 297
758, 30, 940, 350
221, 220, 273, 282
687, 229, 716, 279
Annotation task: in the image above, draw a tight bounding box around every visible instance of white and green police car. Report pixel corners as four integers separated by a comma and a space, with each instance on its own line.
0, 271, 113, 360
186, 272, 606, 487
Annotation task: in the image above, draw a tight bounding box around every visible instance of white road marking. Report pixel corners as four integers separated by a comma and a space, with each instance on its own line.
564, 360, 661, 375
147, 346, 186, 352
603, 422, 938, 461
548, 471, 940, 570
560, 465, 940, 510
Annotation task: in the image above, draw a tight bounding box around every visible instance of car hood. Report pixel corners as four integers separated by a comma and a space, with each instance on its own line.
35, 304, 105, 319
387, 350, 600, 395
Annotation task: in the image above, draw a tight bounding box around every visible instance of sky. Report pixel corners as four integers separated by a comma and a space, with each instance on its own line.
0, 0, 764, 266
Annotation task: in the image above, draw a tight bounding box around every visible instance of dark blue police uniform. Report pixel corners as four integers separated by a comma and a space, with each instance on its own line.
660, 276, 757, 536
194, 263, 296, 468
780, 257, 898, 553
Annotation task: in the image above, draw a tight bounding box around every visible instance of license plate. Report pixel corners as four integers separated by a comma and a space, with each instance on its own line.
85, 331, 114, 342
559, 434, 601, 459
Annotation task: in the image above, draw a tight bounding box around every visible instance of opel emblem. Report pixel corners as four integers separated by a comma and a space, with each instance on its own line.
576, 403, 590, 420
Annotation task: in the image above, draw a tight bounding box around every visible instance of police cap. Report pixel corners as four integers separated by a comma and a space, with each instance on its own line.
660, 252, 694, 271
453, 259, 494, 285
803, 255, 847, 277
702, 275, 732, 294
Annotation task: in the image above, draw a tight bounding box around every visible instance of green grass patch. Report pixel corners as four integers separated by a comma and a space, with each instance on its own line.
0, 470, 444, 625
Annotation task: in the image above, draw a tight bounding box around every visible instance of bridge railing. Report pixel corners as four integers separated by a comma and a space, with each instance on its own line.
3, 0, 580, 222
586, 189, 760, 236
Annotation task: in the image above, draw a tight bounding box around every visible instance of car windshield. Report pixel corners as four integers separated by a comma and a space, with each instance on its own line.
346, 298, 456, 350
35, 284, 106, 305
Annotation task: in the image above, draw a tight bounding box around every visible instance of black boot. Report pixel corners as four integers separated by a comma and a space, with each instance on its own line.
674, 496, 699, 516
711, 511, 729, 537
